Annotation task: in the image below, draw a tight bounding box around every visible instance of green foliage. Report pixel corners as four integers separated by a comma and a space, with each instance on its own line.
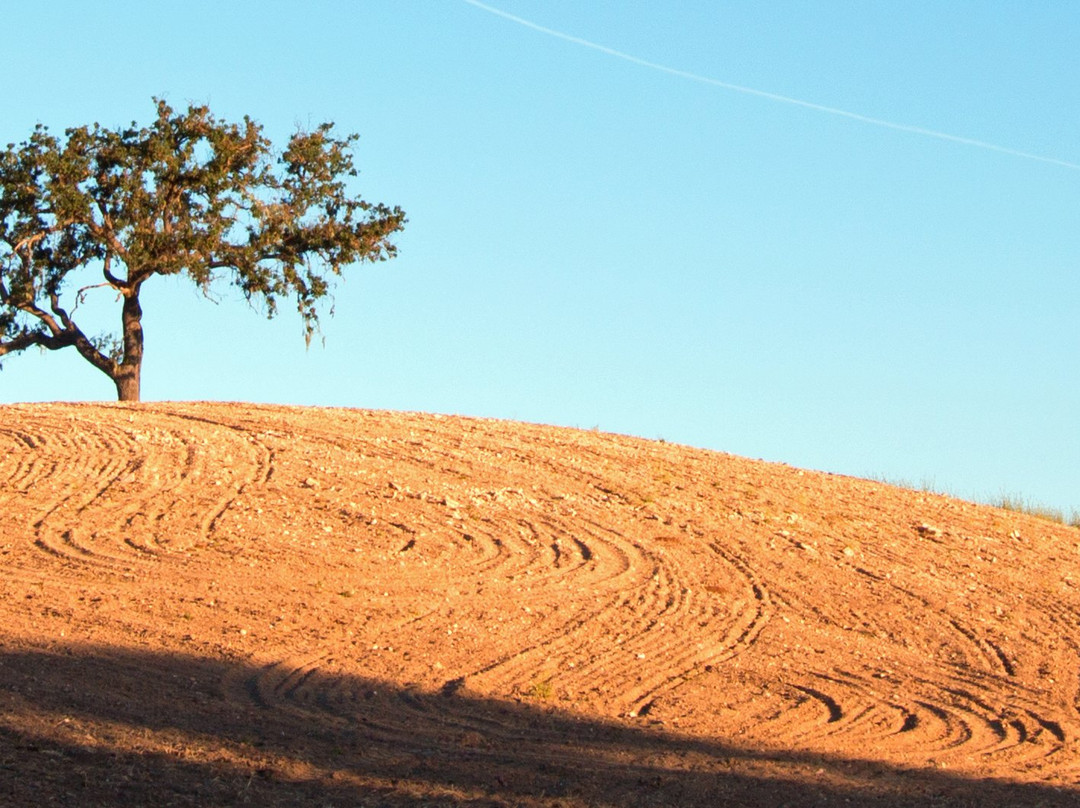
0, 99, 406, 400
527, 678, 555, 700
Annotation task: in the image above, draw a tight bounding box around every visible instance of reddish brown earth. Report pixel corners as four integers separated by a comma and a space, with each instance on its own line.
2, 402, 1080, 806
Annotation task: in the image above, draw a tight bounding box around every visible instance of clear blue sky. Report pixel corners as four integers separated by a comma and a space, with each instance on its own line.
3, 1, 1078, 515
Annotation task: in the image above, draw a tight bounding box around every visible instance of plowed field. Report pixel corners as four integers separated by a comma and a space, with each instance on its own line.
2, 402, 1079, 806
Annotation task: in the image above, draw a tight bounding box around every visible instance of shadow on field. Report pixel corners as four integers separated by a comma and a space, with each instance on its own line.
0, 642, 1075, 807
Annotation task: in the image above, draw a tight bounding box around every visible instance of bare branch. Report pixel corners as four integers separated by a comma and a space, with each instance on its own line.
72, 282, 118, 316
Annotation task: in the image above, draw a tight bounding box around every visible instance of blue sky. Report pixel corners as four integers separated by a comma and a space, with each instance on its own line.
3, 1, 1078, 515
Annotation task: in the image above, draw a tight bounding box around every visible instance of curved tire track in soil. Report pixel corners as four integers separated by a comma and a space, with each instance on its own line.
2, 406, 270, 570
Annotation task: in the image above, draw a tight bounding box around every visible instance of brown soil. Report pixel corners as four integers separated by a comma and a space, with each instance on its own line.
2, 402, 1079, 806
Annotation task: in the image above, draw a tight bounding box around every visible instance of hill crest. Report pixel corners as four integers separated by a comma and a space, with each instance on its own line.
2, 401, 1079, 805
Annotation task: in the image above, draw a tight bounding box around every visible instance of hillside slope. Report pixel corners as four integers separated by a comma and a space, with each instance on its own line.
2, 402, 1079, 806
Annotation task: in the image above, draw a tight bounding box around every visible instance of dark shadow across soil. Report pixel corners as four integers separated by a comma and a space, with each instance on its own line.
0, 642, 1075, 807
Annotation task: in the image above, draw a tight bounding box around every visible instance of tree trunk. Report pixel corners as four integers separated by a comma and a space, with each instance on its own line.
114, 370, 140, 402
115, 286, 145, 402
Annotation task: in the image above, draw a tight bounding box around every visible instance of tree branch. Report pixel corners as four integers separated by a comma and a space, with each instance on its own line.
18, 297, 65, 337
0, 328, 75, 357
12, 231, 49, 256
101, 253, 128, 290
47, 290, 70, 325
70, 327, 117, 377
75, 282, 117, 303
0, 289, 114, 377
86, 209, 130, 269
45, 292, 114, 376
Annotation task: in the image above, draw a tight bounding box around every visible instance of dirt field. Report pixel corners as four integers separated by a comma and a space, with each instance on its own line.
2, 402, 1079, 806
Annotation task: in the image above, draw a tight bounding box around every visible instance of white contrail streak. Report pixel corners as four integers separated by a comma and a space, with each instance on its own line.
463, 0, 1080, 171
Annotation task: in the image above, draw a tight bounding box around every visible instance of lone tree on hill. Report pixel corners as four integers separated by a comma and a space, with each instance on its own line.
0, 99, 405, 401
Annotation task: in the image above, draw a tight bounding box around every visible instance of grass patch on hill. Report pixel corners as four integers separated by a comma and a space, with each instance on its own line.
991, 494, 1080, 529
868, 474, 1079, 529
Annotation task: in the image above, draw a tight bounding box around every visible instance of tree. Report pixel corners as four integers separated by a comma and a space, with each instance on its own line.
0, 99, 405, 401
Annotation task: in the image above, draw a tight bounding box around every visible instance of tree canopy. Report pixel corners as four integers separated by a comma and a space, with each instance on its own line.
0, 99, 406, 401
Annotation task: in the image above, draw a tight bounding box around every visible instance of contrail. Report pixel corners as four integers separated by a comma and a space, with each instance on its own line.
463, 0, 1080, 171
